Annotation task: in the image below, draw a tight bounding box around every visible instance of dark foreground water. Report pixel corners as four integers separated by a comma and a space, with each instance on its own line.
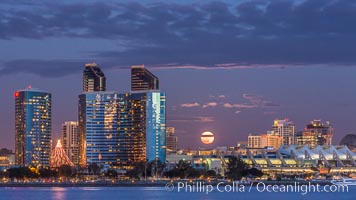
0, 186, 355, 200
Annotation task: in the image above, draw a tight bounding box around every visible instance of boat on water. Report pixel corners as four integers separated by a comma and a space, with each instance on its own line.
331, 178, 356, 186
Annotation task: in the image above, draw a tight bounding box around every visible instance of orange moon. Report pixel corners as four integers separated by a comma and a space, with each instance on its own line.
201, 131, 215, 145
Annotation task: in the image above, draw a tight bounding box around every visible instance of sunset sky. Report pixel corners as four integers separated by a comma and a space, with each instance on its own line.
1, 0, 356, 149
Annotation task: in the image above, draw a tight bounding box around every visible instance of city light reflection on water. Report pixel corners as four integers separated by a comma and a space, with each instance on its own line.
0, 186, 355, 200
51, 187, 66, 200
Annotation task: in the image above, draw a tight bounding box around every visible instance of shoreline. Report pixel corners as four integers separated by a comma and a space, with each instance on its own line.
0, 180, 333, 187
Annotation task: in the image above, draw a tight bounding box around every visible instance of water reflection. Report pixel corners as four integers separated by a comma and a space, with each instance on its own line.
51, 187, 66, 200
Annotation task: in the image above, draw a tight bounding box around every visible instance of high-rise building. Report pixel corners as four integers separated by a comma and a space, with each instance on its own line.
166, 127, 178, 154
78, 92, 121, 167
248, 134, 283, 149
62, 121, 79, 166
131, 65, 159, 91
79, 91, 166, 168
130, 65, 165, 165
14, 87, 52, 167
83, 62, 106, 92
295, 120, 333, 147
270, 119, 296, 145
78, 64, 166, 169
117, 91, 166, 168
117, 92, 146, 168
145, 91, 166, 163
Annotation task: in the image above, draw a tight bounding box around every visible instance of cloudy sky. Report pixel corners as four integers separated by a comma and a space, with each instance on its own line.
1, 0, 356, 149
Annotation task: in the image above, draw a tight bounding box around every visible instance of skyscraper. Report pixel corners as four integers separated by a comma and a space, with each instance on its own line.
117, 92, 146, 168
131, 65, 159, 91
166, 127, 178, 154
78, 64, 166, 169
295, 120, 333, 147
83, 62, 106, 92
117, 91, 166, 168
269, 119, 296, 145
15, 87, 52, 167
145, 91, 166, 163
78, 92, 121, 167
62, 121, 79, 166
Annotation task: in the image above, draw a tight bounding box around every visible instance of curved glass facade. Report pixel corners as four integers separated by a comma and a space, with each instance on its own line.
79, 91, 166, 169
79, 92, 121, 167
145, 92, 166, 163
15, 88, 52, 167
117, 93, 147, 168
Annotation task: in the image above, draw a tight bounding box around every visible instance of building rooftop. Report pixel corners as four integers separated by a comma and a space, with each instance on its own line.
131, 64, 145, 69
85, 62, 98, 67
16, 86, 50, 93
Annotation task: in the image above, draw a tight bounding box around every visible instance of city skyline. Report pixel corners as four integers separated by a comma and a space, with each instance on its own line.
2, 0, 356, 150
6, 64, 355, 150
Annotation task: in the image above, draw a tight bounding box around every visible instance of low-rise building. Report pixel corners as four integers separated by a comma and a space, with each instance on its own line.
0, 148, 15, 169
248, 133, 283, 149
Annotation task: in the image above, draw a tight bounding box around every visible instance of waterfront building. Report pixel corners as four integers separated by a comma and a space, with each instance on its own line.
79, 64, 166, 169
295, 120, 333, 147
0, 148, 15, 168
238, 145, 356, 174
78, 92, 121, 167
83, 62, 106, 92
144, 91, 166, 163
118, 91, 166, 168
131, 65, 159, 91
50, 140, 74, 168
166, 127, 178, 154
270, 119, 296, 145
116, 92, 146, 168
119, 66, 166, 168
248, 134, 283, 149
170, 144, 356, 175
277, 145, 356, 168
247, 134, 262, 149
14, 87, 52, 167
79, 91, 166, 169
62, 121, 79, 166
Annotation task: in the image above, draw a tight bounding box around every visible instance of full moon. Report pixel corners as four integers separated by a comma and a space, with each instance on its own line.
201, 131, 215, 145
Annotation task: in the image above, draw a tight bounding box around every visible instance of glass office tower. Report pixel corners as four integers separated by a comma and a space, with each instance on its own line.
79, 91, 166, 168
83, 63, 106, 92
14, 87, 52, 167
78, 92, 121, 167
117, 91, 166, 168
117, 92, 146, 168
145, 91, 166, 163
79, 63, 166, 169
131, 65, 159, 91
